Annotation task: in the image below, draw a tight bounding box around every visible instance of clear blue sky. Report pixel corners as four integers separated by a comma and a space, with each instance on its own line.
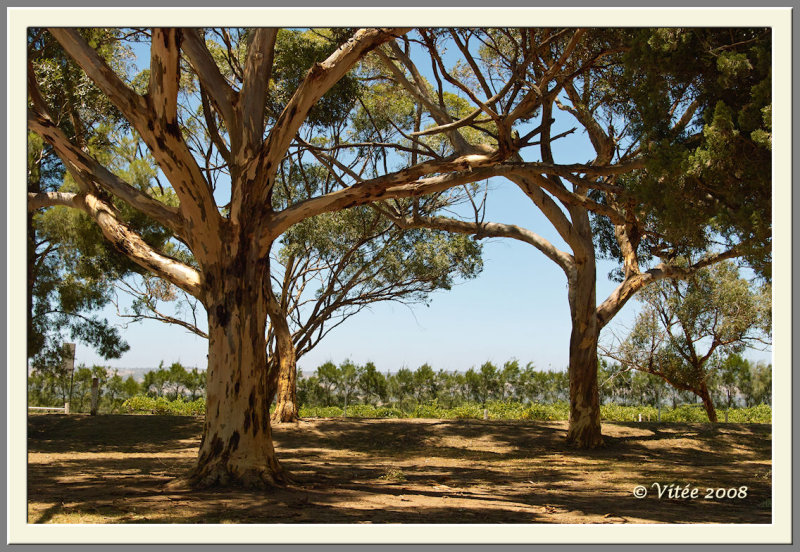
75, 31, 772, 374
81, 169, 772, 374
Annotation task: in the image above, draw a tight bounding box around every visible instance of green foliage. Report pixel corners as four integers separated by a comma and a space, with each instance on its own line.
600, 28, 772, 278
270, 29, 362, 127
296, 354, 770, 424
298, 399, 769, 423
605, 260, 770, 419
121, 395, 206, 416
28, 361, 145, 413
28, 29, 176, 366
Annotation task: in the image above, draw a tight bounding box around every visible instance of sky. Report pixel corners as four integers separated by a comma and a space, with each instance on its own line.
69, 30, 772, 374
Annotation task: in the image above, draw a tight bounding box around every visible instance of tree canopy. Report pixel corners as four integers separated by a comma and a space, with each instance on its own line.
600, 260, 771, 421
26, 26, 772, 486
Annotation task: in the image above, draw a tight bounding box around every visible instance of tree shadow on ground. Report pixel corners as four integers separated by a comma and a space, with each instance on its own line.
27, 415, 771, 524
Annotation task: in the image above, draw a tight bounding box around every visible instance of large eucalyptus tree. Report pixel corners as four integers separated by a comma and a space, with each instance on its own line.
27, 27, 510, 487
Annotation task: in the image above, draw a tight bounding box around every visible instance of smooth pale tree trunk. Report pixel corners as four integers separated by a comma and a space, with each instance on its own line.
565, 218, 604, 448
184, 255, 286, 489
270, 312, 299, 424
271, 360, 299, 423
266, 293, 299, 423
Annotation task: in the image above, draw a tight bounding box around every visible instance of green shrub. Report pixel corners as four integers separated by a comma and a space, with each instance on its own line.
121, 395, 205, 416
299, 405, 344, 418
660, 405, 711, 423
600, 404, 659, 422
723, 404, 771, 423
295, 400, 770, 423
447, 403, 483, 419
522, 402, 570, 421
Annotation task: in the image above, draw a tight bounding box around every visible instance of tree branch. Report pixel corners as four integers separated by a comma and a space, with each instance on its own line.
48, 28, 147, 122
596, 247, 746, 328
28, 108, 186, 237
264, 152, 503, 250
240, 28, 410, 221
181, 28, 238, 130
383, 207, 574, 276
50, 28, 222, 251
29, 192, 202, 297
239, 28, 277, 156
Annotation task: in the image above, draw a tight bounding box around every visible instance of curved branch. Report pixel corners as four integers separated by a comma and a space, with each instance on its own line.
29, 192, 202, 298
239, 28, 410, 220
49, 28, 221, 250
384, 208, 574, 277
47, 28, 147, 122
28, 108, 185, 237
501, 165, 626, 226
596, 247, 746, 328
265, 153, 503, 250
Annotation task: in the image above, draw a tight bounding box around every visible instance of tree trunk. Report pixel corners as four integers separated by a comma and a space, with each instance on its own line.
565, 256, 604, 448
266, 289, 299, 424
184, 257, 286, 489
270, 321, 299, 423
698, 382, 718, 423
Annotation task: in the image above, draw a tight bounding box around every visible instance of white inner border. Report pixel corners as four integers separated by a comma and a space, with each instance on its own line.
7, 7, 792, 544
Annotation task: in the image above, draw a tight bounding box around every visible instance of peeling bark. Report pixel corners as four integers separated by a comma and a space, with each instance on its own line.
565, 259, 604, 448
268, 301, 299, 424
186, 255, 286, 489
271, 351, 299, 424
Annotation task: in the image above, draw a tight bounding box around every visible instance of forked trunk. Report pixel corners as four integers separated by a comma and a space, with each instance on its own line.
565, 257, 604, 448
184, 256, 286, 489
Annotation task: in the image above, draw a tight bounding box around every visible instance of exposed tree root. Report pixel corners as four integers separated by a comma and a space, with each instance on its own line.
271, 401, 300, 424
566, 426, 605, 449
165, 462, 292, 491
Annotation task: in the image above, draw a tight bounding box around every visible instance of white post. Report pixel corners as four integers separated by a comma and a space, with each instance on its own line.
483, 408, 488, 420
64, 402, 70, 415
638, 413, 642, 422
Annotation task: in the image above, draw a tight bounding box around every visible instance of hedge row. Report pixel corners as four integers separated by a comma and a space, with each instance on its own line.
120, 395, 771, 423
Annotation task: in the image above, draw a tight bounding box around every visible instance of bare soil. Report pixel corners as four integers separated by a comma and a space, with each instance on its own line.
27, 414, 771, 524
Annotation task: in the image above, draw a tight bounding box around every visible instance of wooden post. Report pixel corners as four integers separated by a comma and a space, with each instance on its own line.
483, 408, 488, 420
63, 343, 76, 408
90, 377, 99, 416
64, 402, 70, 415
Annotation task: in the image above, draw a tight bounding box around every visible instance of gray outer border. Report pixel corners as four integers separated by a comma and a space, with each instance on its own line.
2, 0, 795, 550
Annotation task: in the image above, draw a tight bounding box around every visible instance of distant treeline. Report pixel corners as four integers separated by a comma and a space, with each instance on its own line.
27, 361, 205, 413
295, 356, 771, 413
28, 355, 770, 416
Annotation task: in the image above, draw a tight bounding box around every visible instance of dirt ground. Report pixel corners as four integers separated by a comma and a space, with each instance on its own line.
27, 414, 771, 524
